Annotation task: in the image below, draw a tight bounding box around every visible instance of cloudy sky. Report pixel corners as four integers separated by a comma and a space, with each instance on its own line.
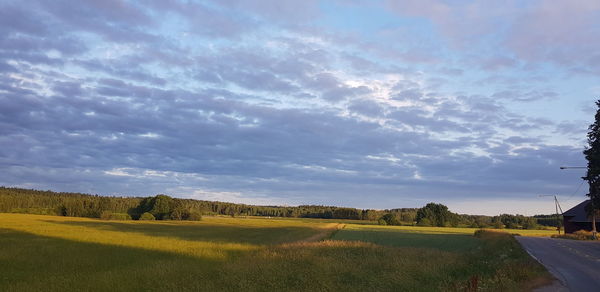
1, 0, 598, 215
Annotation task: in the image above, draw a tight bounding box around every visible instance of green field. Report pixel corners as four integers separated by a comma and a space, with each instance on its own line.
0, 213, 550, 291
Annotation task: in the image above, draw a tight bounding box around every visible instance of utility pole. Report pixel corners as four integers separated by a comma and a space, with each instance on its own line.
540, 194, 564, 235
554, 195, 564, 235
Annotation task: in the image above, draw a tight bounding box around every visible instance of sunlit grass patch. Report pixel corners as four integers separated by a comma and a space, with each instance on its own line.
337, 223, 557, 236
0, 213, 326, 260
333, 224, 479, 252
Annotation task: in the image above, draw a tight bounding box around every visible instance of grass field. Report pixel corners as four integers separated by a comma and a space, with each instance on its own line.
0, 213, 551, 291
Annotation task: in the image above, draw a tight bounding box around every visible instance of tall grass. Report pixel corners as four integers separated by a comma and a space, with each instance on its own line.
334, 226, 551, 290
1, 213, 549, 291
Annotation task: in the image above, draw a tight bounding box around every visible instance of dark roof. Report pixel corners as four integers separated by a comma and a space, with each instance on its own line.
563, 200, 600, 223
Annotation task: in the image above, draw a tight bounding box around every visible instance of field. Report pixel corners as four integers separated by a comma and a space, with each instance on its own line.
0, 213, 551, 291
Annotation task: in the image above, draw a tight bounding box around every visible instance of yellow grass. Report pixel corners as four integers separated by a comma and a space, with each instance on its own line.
339, 223, 558, 237
0, 213, 329, 260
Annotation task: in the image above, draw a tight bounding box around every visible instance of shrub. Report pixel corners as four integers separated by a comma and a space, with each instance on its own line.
417, 218, 432, 227
139, 212, 155, 220
10, 207, 57, 215
493, 221, 505, 229
552, 230, 596, 240
186, 211, 202, 221
109, 213, 132, 220
170, 208, 184, 220
378, 213, 400, 225
101, 212, 131, 220
100, 211, 113, 220
474, 229, 489, 238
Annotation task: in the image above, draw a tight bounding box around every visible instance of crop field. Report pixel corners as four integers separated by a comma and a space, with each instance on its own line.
0, 213, 550, 291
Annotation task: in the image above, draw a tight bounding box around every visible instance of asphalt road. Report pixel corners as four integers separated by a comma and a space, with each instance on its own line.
516, 236, 600, 291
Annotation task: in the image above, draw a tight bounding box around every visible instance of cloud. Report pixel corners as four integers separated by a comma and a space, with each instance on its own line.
384, 0, 600, 74
0, 0, 591, 214
491, 90, 558, 102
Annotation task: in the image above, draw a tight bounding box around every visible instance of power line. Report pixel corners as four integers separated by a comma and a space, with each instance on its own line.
561, 180, 586, 203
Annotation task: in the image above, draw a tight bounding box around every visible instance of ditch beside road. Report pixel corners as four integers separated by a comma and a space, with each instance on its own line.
516, 236, 600, 292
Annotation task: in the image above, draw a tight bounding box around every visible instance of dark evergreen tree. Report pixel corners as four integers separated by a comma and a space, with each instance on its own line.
583, 99, 600, 237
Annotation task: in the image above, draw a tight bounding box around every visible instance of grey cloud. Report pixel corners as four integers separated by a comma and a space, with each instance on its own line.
36, 0, 156, 42
504, 136, 541, 144
491, 90, 558, 102
385, 0, 600, 75
554, 121, 587, 137
392, 88, 423, 100
387, 108, 457, 132
0, 3, 48, 36
348, 99, 384, 117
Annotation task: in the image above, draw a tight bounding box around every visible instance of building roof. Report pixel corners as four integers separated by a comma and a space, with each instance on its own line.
563, 200, 600, 223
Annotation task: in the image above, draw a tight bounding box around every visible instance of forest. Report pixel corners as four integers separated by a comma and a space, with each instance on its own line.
0, 187, 547, 229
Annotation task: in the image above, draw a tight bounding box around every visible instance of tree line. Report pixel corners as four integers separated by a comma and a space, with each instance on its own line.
378, 202, 544, 229
0, 187, 546, 229
0, 187, 411, 221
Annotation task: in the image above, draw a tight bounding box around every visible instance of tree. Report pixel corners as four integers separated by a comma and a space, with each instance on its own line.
379, 213, 401, 225
416, 203, 453, 227
583, 100, 600, 238
332, 208, 360, 219
137, 194, 175, 220
417, 217, 432, 227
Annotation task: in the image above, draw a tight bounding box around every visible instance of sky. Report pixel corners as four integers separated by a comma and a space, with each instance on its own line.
1, 0, 599, 215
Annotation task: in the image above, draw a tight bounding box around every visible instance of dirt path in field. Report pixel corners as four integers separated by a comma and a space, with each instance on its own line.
297, 223, 345, 243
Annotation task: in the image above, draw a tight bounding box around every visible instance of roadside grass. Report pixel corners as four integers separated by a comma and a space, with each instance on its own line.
551, 230, 597, 240
333, 223, 557, 237
1, 213, 550, 291
333, 225, 551, 290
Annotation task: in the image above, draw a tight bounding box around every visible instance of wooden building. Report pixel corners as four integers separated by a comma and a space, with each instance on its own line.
563, 200, 600, 233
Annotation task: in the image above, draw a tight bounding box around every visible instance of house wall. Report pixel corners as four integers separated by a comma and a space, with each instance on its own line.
564, 219, 598, 233
564, 217, 580, 233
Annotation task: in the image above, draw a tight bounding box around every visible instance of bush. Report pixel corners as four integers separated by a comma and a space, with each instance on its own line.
170, 209, 202, 221
10, 207, 57, 215
378, 213, 400, 226
100, 211, 131, 220
474, 229, 489, 238
100, 211, 112, 220
493, 221, 505, 229
139, 212, 155, 220
186, 211, 202, 221
170, 208, 184, 220
552, 230, 596, 240
109, 213, 132, 220
417, 218, 432, 227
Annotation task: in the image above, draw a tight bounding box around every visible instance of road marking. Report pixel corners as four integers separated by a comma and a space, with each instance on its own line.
525, 248, 541, 263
